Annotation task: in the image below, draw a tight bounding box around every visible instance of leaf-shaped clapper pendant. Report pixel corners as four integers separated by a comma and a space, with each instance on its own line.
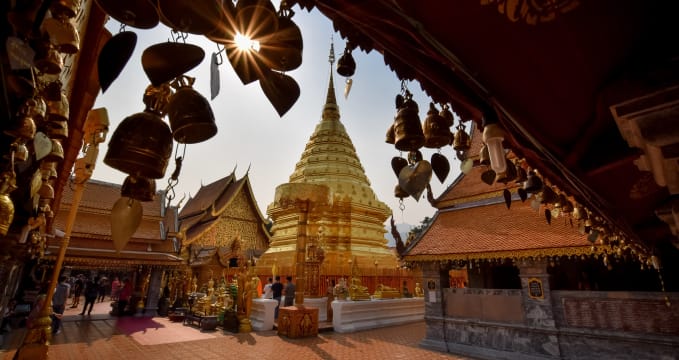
111, 196, 143, 254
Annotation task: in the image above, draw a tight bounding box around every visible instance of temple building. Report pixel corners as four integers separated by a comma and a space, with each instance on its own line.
178, 170, 271, 287
256, 53, 398, 279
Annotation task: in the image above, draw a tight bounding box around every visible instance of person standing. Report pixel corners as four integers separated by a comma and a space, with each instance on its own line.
110, 277, 120, 301
262, 278, 273, 299
97, 277, 108, 302
70, 275, 83, 308
117, 278, 133, 316
52, 276, 70, 335
326, 279, 335, 321
271, 276, 283, 319
283, 276, 295, 307
80, 277, 99, 316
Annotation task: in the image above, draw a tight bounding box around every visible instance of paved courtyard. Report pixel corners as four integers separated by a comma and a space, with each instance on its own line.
1, 300, 468, 360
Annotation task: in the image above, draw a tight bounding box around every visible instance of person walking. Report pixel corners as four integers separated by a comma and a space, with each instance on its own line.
271, 276, 283, 319
283, 276, 296, 307
80, 277, 99, 316
110, 277, 120, 301
97, 277, 108, 302
52, 276, 70, 335
117, 279, 133, 316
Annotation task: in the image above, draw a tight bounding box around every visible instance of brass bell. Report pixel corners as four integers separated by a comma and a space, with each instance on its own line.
541, 186, 556, 204
41, 80, 63, 101
496, 158, 517, 184
439, 104, 455, 127
235, 0, 279, 40
452, 123, 471, 151
259, 15, 303, 72
385, 123, 395, 144
41, 161, 58, 180
104, 110, 173, 179
51, 0, 81, 19
393, 92, 424, 152
514, 162, 528, 183
4, 116, 36, 140
394, 184, 409, 199
336, 45, 356, 77
94, 0, 159, 29
479, 144, 490, 166
523, 170, 543, 193
46, 91, 69, 122
42, 17, 80, 54
33, 43, 63, 75
0, 171, 17, 236
43, 139, 64, 162
166, 76, 217, 144
38, 182, 55, 200
13, 143, 29, 162
121, 175, 156, 202
20, 96, 47, 124
423, 102, 452, 148
46, 119, 69, 140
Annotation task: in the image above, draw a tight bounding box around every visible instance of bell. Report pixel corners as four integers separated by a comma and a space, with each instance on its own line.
259, 69, 300, 117
439, 104, 455, 127
561, 196, 574, 214
496, 159, 517, 184
423, 102, 452, 148
523, 170, 543, 193
166, 77, 217, 144
46, 119, 69, 140
206, 0, 237, 43
235, 0, 278, 40
13, 143, 29, 162
20, 96, 47, 124
111, 196, 143, 253
41, 161, 58, 180
452, 123, 471, 151
94, 0, 159, 29
43, 139, 64, 162
104, 110, 173, 179
33, 45, 63, 75
42, 17, 80, 54
514, 163, 528, 183
258, 15, 303, 72
4, 116, 36, 140
158, 0, 223, 35
38, 182, 55, 200
0, 171, 17, 236
573, 204, 586, 220
479, 144, 490, 166
98, 31, 137, 93
394, 184, 409, 199
385, 123, 395, 144
46, 91, 69, 122
541, 186, 556, 204
431, 153, 450, 183
336, 46, 356, 77
142, 42, 205, 86
41, 80, 63, 101
393, 93, 424, 151
121, 175, 156, 202
50, 0, 81, 19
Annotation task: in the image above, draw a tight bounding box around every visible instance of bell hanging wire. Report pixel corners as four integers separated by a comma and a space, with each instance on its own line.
164, 143, 186, 208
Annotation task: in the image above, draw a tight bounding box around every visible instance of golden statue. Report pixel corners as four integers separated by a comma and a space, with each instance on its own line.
373, 284, 401, 299
348, 258, 370, 301
191, 275, 198, 293
414, 282, 424, 297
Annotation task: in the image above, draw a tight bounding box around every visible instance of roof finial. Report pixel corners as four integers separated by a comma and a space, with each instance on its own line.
326, 39, 337, 106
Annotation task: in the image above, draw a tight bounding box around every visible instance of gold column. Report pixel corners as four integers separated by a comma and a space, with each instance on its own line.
295, 200, 308, 306
14, 109, 108, 360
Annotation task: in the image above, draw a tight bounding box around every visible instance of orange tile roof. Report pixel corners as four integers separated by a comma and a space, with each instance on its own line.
180, 174, 235, 218
404, 198, 595, 261
435, 165, 516, 207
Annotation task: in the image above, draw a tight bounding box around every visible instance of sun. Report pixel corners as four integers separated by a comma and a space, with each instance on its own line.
234, 33, 260, 52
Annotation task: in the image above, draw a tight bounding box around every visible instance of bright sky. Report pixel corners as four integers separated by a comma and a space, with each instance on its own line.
91, 5, 461, 227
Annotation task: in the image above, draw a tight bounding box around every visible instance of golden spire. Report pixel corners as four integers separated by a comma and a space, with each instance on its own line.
325, 42, 337, 106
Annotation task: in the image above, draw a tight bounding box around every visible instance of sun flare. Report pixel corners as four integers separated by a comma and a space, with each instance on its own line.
234, 33, 260, 52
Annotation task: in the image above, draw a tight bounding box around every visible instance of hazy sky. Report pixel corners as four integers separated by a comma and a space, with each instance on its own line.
91, 4, 462, 226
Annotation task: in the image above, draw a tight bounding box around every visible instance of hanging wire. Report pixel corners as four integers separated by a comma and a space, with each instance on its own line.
165, 143, 186, 207
214, 43, 225, 65
118, 22, 127, 33
170, 29, 188, 43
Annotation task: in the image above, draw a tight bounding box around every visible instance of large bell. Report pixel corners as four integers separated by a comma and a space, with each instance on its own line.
336, 46, 355, 77
439, 104, 455, 127
394, 94, 424, 152
33, 43, 63, 75
523, 170, 543, 193
121, 175, 156, 202
158, 0, 223, 35
104, 110, 173, 179
46, 91, 69, 122
385, 123, 395, 144
423, 102, 452, 148
142, 42, 205, 87
42, 17, 80, 54
166, 77, 217, 144
258, 15, 303, 72
43, 139, 64, 162
235, 0, 278, 40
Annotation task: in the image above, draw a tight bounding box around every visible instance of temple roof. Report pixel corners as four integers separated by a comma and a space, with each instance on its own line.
403, 198, 595, 262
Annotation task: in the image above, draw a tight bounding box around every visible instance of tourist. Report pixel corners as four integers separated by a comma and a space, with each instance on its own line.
110, 276, 120, 301
271, 276, 283, 319
52, 276, 70, 335
117, 278, 133, 316
283, 276, 295, 307
97, 277, 108, 302
80, 277, 99, 316
70, 274, 83, 308
262, 278, 273, 299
